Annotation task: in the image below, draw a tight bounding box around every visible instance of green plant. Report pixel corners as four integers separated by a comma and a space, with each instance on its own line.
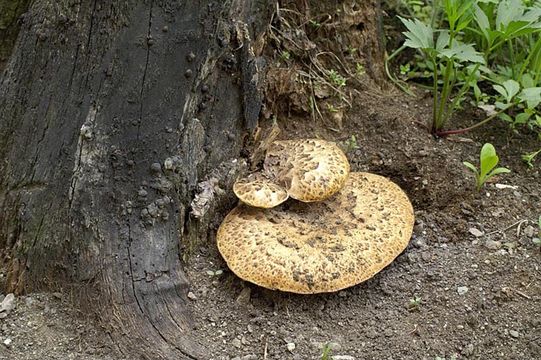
393, 0, 541, 139
399, 0, 485, 133
205, 269, 223, 276
280, 50, 291, 61
522, 148, 541, 167
407, 296, 422, 311
320, 343, 333, 360
463, 143, 511, 190
328, 69, 347, 88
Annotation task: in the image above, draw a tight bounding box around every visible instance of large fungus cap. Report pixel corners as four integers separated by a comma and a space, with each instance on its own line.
264, 139, 350, 202
217, 172, 414, 294
233, 173, 289, 209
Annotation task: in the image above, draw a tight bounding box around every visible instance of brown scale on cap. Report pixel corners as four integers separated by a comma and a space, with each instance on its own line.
264, 139, 350, 202
233, 173, 289, 209
217, 172, 415, 294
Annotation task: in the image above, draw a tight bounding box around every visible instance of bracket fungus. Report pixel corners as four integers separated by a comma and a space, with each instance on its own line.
233, 139, 350, 208
218, 172, 414, 294
233, 173, 289, 209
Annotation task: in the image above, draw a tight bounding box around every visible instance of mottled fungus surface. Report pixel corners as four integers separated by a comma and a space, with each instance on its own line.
217, 172, 415, 294
264, 139, 350, 202
233, 173, 289, 209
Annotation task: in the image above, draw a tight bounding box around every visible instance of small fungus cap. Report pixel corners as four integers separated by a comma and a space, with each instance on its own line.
233, 173, 289, 209
217, 172, 414, 294
264, 139, 350, 202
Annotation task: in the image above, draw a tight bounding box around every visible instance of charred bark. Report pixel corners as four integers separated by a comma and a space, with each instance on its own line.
0, 0, 272, 358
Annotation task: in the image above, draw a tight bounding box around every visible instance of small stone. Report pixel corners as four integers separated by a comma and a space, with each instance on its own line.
187, 292, 197, 301
231, 338, 242, 348
241, 355, 257, 360
184, 69, 193, 78
328, 342, 341, 351
138, 189, 148, 197
0, 293, 15, 313
201, 84, 209, 93
332, 356, 355, 360
3, 338, 12, 347
286, 342, 296, 352
457, 286, 469, 296
338, 291, 347, 298
523, 226, 535, 238
413, 237, 427, 248
162, 25, 169, 32
462, 343, 475, 356
52, 292, 62, 299
0, 313, 7, 319
164, 158, 173, 170
485, 240, 502, 250
236, 287, 251, 305
469, 228, 484, 237
150, 162, 162, 173
186, 52, 195, 62
509, 330, 519, 338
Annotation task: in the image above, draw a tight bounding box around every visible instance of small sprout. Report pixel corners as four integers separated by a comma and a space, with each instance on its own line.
463, 143, 511, 191
407, 296, 422, 311
356, 62, 365, 77
309, 19, 321, 28
327, 104, 339, 113
534, 215, 541, 250
522, 149, 540, 168
343, 135, 359, 152
399, 63, 410, 76
320, 343, 333, 360
328, 69, 346, 88
280, 51, 291, 61
206, 269, 223, 276
347, 46, 358, 56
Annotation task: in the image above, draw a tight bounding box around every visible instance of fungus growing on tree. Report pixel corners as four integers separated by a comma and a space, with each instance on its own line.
218, 172, 414, 294
233, 139, 350, 208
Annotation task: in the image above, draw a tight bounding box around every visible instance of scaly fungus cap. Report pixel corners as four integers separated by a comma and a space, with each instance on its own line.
233, 173, 289, 209
264, 139, 350, 202
217, 172, 414, 294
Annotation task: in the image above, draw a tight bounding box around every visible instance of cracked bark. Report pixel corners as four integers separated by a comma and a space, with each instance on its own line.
0, 0, 273, 359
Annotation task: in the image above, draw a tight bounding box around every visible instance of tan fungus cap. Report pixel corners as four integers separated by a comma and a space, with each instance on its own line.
233, 173, 289, 208
217, 172, 414, 294
264, 139, 350, 202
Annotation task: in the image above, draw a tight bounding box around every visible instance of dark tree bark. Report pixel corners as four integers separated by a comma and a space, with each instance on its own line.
0, 0, 384, 359
0, 0, 31, 71
0, 1, 272, 358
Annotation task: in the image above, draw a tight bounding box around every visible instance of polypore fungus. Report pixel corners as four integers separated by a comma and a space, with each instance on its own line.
217, 172, 414, 294
233, 173, 289, 209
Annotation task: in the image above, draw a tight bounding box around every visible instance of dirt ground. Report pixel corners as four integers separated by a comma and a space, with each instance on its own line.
2, 85, 540, 360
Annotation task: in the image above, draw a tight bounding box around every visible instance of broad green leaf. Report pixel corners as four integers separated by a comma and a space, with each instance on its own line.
438, 42, 484, 63
463, 161, 479, 175
493, 85, 508, 98
498, 112, 513, 122
496, 0, 525, 31
519, 87, 541, 109
480, 143, 499, 179
436, 30, 450, 51
487, 167, 511, 178
502, 79, 520, 102
474, 4, 491, 41
515, 112, 531, 124
521, 73, 535, 89
399, 16, 434, 49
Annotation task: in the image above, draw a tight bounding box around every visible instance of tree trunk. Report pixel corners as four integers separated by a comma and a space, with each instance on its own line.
0, 0, 31, 71
0, 0, 384, 359
0, 0, 272, 358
